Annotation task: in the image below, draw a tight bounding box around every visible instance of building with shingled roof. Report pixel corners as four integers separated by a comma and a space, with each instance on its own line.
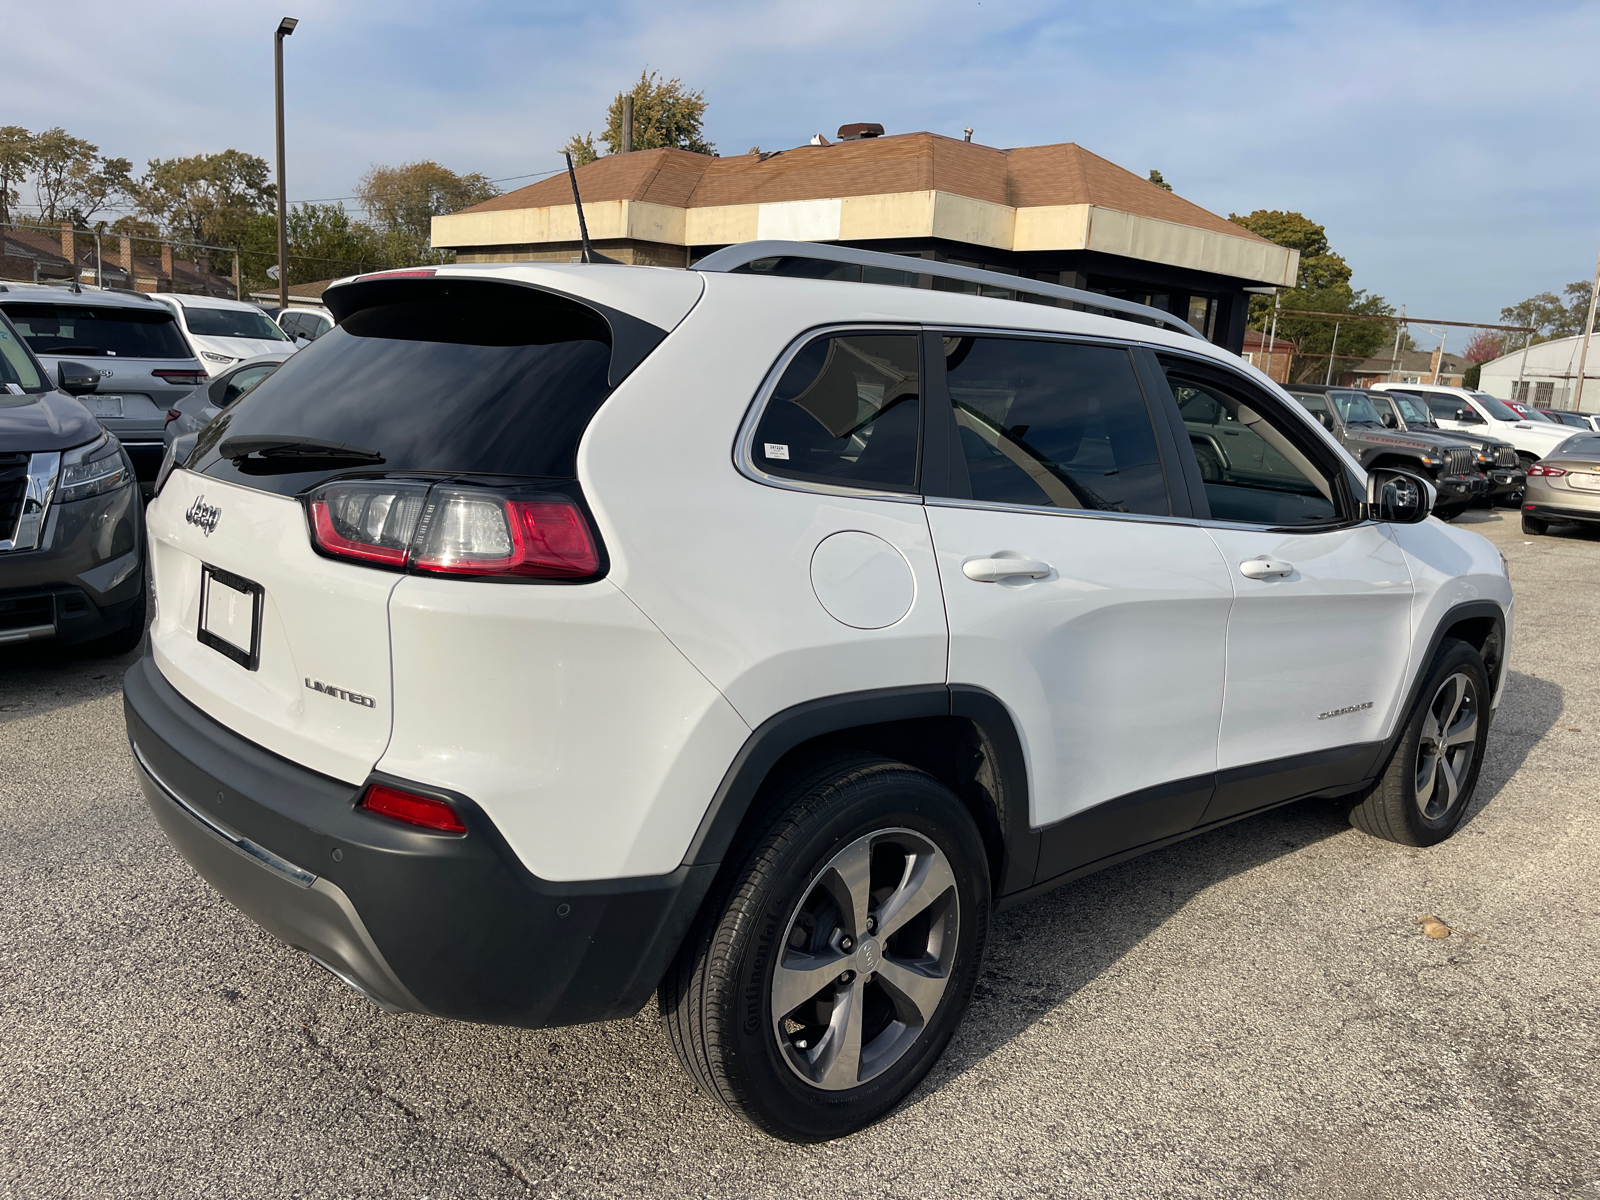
430, 128, 1298, 353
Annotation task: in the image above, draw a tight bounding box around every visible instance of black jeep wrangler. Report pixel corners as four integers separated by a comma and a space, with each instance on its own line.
1284, 384, 1485, 520
1366, 389, 1525, 507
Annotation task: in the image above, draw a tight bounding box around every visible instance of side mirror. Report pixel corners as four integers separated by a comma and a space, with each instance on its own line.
1367, 468, 1434, 524
57, 361, 100, 395
1381, 412, 1397, 428
1315, 411, 1334, 430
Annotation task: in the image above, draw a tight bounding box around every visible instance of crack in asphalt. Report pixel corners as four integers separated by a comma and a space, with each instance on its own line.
297, 1021, 534, 1191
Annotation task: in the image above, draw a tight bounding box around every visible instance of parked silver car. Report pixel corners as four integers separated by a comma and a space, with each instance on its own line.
161, 353, 293, 452
0, 283, 208, 489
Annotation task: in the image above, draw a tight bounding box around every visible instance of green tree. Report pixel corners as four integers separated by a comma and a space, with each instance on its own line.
566, 70, 714, 163
29, 128, 130, 224
1500, 281, 1593, 345
1228, 209, 1395, 383
0, 127, 34, 227
137, 150, 275, 250
355, 161, 498, 264
1146, 169, 1172, 192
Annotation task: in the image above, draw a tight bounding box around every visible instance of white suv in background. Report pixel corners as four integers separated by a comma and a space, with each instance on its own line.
125, 246, 1512, 1142
150, 293, 295, 376
1373, 383, 1572, 464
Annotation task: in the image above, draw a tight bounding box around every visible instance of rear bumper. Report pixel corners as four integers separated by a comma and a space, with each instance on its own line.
123, 653, 716, 1028
1522, 500, 1600, 525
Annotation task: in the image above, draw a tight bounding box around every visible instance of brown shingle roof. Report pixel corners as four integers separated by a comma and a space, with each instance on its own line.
456, 133, 1270, 245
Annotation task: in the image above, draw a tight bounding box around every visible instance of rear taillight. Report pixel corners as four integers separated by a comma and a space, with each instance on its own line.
1527, 464, 1566, 477
164, 408, 182, 428
359, 784, 466, 833
153, 369, 208, 386
306, 481, 601, 579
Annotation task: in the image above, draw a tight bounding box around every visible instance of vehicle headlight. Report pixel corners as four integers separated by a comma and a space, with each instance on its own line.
200, 351, 236, 365
58, 435, 131, 503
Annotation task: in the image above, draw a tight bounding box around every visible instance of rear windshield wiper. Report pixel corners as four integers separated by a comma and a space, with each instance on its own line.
219, 435, 383, 462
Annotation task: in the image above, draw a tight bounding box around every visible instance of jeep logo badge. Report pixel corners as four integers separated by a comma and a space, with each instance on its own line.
185, 496, 220, 536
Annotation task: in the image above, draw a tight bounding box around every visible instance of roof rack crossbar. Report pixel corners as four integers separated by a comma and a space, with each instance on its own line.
691, 240, 1207, 340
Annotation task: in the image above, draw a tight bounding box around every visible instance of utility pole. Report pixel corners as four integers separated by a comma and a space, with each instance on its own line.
1265, 291, 1281, 382
620, 95, 634, 153
93, 222, 104, 289
1430, 328, 1448, 385
1324, 321, 1341, 385
274, 16, 298, 313
1388, 305, 1405, 382
1571, 244, 1600, 412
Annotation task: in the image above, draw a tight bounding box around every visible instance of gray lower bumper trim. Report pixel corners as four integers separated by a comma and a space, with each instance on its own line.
133, 739, 316, 887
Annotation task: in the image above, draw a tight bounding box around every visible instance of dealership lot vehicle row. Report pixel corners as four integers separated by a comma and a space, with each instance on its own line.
3, 501, 1597, 1200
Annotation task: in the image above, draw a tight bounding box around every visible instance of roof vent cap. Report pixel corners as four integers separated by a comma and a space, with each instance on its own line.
836, 123, 884, 141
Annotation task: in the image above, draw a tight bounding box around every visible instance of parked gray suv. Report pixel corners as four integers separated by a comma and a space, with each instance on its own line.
1284, 384, 1484, 519
0, 283, 209, 490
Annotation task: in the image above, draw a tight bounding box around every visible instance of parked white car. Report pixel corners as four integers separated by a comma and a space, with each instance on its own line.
126, 246, 1513, 1142
276, 306, 334, 344
1372, 383, 1572, 463
150, 293, 295, 376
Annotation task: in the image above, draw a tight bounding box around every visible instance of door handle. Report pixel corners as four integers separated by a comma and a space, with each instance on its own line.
1239, 557, 1294, 580
963, 556, 1052, 582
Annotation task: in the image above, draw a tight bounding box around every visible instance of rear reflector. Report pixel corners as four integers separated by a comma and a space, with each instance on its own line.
359, 784, 466, 833
306, 481, 600, 579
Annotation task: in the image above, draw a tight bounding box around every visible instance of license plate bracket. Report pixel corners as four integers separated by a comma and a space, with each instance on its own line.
83, 395, 124, 417
1567, 472, 1600, 492
198, 564, 263, 670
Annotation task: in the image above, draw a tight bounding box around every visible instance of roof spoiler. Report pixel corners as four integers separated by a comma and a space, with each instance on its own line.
691, 240, 1207, 340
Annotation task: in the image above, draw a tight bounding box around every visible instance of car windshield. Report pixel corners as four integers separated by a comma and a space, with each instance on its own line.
183, 306, 289, 341
1392, 396, 1434, 426
0, 301, 191, 359
1467, 393, 1523, 421
1518, 406, 1556, 423
1331, 390, 1384, 426
0, 316, 47, 392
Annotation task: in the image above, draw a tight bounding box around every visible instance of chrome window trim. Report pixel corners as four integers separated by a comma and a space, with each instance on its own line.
925, 494, 1380, 536
0, 451, 60, 552
130, 739, 318, 889
733, 322, 927, 505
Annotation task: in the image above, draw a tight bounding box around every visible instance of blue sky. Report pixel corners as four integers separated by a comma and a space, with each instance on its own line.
9, 0, 1598, 320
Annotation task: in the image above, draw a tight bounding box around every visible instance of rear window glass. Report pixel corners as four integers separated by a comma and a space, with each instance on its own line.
184, 306, 288, 341
190, 282, 615, 497
940, 337, 1168, 515
752, 333, 921, 491
1, 302, 190, 359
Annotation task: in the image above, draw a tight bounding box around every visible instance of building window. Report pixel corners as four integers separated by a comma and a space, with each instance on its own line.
1535, 381, 1554, 406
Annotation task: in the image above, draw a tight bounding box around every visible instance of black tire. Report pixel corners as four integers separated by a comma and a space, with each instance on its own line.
1521, 512, 1548, 535
1194, 446, 1224, 482
660, 755, 990, 1142
1349, 638, 1490, 847
81, 576, 147, 658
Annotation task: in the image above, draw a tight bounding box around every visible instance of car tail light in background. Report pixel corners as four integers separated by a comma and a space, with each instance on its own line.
305, 480, 601, 579
359, 784, 466, 833
152, 369, 208, 386
1527, 464, 1567, 477
164, 409, 182, 428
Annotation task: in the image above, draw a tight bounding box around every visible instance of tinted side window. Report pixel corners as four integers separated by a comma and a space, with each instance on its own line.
221, 364, 276, 406
279, 313, 303, 338
753, 334, 920, 491
939, 337, 1168, 516
1290, 392, 1331, 416
1169, 371, 1338, 527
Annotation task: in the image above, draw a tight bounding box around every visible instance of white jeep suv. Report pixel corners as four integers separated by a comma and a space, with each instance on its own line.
125, 245, 1512, 1142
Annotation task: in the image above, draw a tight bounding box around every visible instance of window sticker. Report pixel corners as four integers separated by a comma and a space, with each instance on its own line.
764, 442, 791, 460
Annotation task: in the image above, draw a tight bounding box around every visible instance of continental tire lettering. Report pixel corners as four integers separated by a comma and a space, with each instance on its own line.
304, 677, 377, 708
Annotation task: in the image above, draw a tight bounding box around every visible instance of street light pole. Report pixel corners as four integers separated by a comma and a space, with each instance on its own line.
274, 16, 298, 314
1570, 244, 1600, 413
1324, 321, 1340, 385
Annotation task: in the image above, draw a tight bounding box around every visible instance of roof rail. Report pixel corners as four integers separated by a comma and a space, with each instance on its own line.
691, 240, 1207, 340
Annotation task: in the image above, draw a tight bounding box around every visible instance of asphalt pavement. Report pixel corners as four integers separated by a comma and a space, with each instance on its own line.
2, 507, 1598, 1200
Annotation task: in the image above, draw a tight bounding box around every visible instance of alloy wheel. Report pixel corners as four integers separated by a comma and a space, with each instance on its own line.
1415, 671, 1479, 821
771, 828, 959, 1091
